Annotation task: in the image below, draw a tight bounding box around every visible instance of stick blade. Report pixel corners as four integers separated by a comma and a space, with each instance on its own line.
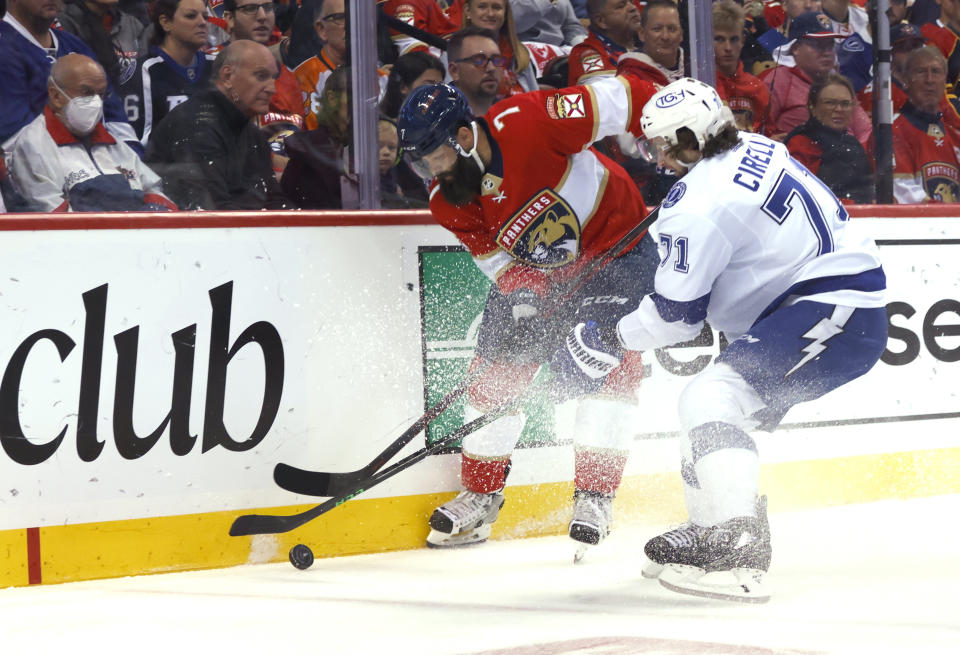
273, 463, 335, 496
229, 513, 296, 536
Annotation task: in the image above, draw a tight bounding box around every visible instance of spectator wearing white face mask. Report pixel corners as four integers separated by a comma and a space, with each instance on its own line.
3, 53, 175, 212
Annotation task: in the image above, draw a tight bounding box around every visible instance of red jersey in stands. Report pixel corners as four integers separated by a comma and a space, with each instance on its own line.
428, 74, 658, 298
892, 102, 960, 203
383, 0, 459, 55
567, 29, 632, 85
715, 60, 770, 132
524, 41, 568, 78
920, 21, 960, 84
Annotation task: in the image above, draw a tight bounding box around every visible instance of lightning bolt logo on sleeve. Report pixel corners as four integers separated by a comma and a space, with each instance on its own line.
785, 306, 856, 378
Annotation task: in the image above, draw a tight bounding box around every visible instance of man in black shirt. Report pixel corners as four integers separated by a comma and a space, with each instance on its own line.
144, 40, 294, 210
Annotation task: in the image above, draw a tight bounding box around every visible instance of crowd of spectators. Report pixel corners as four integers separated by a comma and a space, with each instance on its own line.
2, 0, 960, 212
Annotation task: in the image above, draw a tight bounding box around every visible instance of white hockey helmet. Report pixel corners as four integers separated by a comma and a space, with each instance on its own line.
640, 77, 735, 153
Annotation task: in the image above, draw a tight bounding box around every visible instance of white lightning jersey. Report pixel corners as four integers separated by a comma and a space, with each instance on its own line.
618, 132, 886, 351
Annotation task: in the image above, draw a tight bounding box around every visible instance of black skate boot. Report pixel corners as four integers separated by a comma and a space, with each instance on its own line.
569, 490, 613, 563
426, 490, 505, 548
642, 521, 711, 579
649, 496, 772, 603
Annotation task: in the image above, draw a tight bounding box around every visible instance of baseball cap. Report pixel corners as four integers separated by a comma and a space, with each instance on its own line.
890, 22, 925, 48
788, 12, 843, 41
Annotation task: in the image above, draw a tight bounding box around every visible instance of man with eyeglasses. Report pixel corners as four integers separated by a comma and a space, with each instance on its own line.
221, 0, 304, 129
292, 0, 346, 130
448, 26, 506, 116
892, 45, 960, 202
3, 53, 176, 212
224, 0, 276, 45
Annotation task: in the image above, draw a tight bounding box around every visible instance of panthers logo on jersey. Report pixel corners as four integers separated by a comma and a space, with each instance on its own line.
922, 162, 960, 202
497, 189, 580, 268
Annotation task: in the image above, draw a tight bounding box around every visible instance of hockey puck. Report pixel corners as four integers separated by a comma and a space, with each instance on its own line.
289, 544, 314, 570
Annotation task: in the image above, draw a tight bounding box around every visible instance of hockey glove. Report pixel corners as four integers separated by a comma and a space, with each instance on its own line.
550, 321, 623, 398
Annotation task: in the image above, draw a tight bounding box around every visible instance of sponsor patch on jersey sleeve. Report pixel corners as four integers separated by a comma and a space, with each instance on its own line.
662, 181, 687, 208
546, 93, 586, 120
581, 52, 604, 73
395, 4, 416, 23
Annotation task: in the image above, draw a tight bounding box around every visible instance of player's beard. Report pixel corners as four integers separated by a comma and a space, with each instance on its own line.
437, 153, 484, 206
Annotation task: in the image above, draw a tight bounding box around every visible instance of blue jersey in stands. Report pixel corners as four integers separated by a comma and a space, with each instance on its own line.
120, 46, 216, 146
0, 16, 135, 146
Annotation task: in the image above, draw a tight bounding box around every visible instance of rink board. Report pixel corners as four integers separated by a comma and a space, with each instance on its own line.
0, 208, 958, 587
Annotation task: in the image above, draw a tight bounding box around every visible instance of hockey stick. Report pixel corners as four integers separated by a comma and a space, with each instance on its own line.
230, 208, 661, 536
229, 394, 528, 536
270, 206, 661, 498
272, 370, 481, 497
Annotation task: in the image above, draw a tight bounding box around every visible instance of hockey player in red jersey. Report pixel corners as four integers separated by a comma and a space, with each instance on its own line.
398, 57, 660, 556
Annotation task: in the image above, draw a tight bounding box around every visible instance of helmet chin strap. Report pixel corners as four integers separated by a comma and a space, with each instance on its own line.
454, 121, 486, 175
672, 152, 701, 170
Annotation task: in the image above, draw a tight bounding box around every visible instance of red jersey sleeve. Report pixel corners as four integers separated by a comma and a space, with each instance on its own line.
567, 42, 615, 86
784, 133, 822, 175
486, 74, 657, 156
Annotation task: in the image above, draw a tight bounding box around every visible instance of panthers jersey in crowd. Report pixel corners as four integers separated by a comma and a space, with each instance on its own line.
120, 46, 217, 145
383, 0, 459, 56
428, 73, 658, 300
567, 29, 630, 85
715, 61, 769, 133
892, 102, 960, 203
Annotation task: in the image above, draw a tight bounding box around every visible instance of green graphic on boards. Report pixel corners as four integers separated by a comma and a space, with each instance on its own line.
419, 247, 556, 449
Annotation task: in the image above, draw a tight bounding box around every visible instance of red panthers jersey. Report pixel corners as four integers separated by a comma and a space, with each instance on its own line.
715, 61, 770, 133
383, 0, 459, 55
428, 75, 658, 299
892, 102, 960, 203
568, 30, 623, 85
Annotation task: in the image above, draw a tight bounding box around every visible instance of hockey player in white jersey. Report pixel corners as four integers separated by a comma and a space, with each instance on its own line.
560, 78, 888, 602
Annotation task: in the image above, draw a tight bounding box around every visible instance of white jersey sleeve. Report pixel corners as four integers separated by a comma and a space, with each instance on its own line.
618, 198, 735, 352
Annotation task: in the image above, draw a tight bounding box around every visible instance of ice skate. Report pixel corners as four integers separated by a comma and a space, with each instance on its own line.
641, 521, 711, 579
652, 496, 772, 603
568, 490, 613, 562
426, 490, 505, 548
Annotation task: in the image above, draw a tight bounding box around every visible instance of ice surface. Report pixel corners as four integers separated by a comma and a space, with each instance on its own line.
1, 495, 957, 654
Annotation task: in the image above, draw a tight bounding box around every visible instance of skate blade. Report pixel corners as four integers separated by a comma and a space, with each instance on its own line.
573, 544, 589, 564
426, 524, 491, 548
658, 564, 771, 604
641, 560, 664, 579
